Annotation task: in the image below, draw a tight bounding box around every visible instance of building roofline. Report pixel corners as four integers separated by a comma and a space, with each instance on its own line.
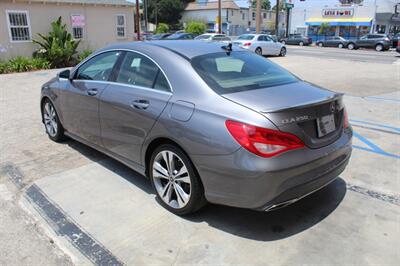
13, 0, 135, 6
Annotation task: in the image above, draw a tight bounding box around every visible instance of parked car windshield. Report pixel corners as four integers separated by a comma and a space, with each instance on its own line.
195, 34, 212, 40
237, 34, 255, 40
191, 52, 298, 94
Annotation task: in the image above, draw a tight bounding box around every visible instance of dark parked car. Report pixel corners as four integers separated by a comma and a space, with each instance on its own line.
165, 33, 196, 40
280, 34, 312, 46
316, 36, 349, 48
149, 33, 172, 40
392, 33, 400, 48
347, 34, 391, 51
40, 41, 352, 215
397, 42, 400, 53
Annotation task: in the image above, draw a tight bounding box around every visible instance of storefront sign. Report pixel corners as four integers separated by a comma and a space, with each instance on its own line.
322, 9, 354, 18
71, 14, 85, 27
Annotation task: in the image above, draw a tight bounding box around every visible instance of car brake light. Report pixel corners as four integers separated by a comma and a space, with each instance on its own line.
243, 42, 251, 46
225, 120, 305, 158
343, 108, 349, 129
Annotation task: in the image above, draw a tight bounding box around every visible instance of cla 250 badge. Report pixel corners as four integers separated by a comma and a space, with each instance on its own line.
281, 115, 310, 124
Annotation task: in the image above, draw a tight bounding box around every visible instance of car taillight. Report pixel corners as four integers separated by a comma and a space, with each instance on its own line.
243, 42, 251, 46
225, 120, 305, 158
343, 108, 349, 129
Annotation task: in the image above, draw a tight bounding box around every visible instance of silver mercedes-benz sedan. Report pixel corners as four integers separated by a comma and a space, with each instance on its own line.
40, 41, 352, 215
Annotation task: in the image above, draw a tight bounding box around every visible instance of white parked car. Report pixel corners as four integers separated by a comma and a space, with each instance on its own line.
195, 33, 231, 42
233, 34, 286, 56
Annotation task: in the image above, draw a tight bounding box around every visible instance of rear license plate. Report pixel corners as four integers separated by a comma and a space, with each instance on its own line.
317, 114, 336, 137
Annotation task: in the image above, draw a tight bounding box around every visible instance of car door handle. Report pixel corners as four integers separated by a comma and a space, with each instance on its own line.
87, 88, 98, 96
131, 99, 150, 110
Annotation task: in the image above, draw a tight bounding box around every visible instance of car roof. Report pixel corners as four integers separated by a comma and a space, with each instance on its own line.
103, 40, 242, 60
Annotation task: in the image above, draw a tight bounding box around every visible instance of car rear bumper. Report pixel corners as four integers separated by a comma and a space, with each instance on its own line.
191, 128, 352, 210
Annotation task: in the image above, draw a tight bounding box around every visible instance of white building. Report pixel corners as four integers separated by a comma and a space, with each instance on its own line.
182, 0, 286, 36
288, 0, 400, 41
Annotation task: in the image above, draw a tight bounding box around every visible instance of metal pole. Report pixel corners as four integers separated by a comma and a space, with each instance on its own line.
135, 0, 141, 40
275, 0, 280, 36
256, 0, 261, 33
286, 7, 290, 37
144, 0, 148, 32
218, 0, 222, 33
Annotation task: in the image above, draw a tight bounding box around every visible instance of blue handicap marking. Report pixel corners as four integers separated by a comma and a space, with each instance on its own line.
352, 131, 400, 159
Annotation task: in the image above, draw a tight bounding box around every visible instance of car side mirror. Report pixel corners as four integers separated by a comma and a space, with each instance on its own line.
58, 69, 71, 80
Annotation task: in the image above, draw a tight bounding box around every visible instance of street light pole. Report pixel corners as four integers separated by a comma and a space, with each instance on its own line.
275, 0, 280, 36
218, 0, 222, 33
256, 0, 261, 34
135, 0, 141, 40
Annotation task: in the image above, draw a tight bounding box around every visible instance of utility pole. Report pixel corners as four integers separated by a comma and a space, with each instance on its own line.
144, 0, 148, 32
218, 0, 222, 33
135, 0, 141, 40
275, 0, 280, 36
256, 0, 261, 33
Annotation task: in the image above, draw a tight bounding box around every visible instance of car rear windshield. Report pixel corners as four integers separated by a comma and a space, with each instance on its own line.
237, 34, 255, 40
191, 52, 298, 94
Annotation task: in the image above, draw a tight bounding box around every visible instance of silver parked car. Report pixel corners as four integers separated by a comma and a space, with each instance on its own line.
41, 41, 352, 215
194, 33, 231, 42
234, 34, 287, 56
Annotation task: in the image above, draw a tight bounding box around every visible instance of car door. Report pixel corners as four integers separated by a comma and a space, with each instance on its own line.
357, 35, 369, 47
61, 50, 122, 146
265, 35, 280, 54
99, 51, 172, 164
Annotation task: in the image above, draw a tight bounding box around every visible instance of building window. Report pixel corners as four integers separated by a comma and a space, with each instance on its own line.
6, 10, 31, 42
242, 12, 245, 20
116, 14, 126, 38
231, 10, 234, 16
73, 27, 83, 39
263, 13, 266, 19
252, 12, 256, 21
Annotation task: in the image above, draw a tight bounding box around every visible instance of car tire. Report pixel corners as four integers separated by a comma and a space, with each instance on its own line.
255, 47, 263, 55
338, 43, 344, 48
348, 43, 355, 50
375, 44, 384, 52
281, 40, 286, 45
318, 42, 323, 47
299, 41, 304, 46
279, 47, 286, 56
42, 99, 65, 142
149, 144, 207, 215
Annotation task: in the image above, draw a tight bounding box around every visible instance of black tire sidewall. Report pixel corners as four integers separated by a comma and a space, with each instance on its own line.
280, 47, 286, 56
255, 47, 262, 55
149, 144, 206, 215
42, 99, 65, 142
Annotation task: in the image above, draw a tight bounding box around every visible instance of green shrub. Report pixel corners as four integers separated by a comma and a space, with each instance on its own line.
0, 61, 8, 74
7, 57, 33, 72
0, 57, 50, 74
155, 23, 170, 34
185, 21, 206, 35
78, 49, 93, 62
33, 16, 80, 67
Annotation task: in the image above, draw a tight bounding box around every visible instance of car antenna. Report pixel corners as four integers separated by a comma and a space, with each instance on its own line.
221, 43, 232, 55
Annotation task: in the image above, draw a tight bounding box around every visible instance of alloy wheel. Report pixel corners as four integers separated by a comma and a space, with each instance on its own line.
299, 41, 304, 46
348, 43, 354, 50
338, 43, 344, 48
255, 47, 262, 55
318, 42, 323, 47
375, 44, 383, 51
43, 102, 58, 137
280, 47, 286, 56
152, 150, 191, 209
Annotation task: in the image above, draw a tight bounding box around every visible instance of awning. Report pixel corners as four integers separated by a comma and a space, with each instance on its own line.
305, 17, 373, 26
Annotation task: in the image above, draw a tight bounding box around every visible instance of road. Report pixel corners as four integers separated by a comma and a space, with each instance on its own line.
0, 51, 399, 265
287, 45, 400, 64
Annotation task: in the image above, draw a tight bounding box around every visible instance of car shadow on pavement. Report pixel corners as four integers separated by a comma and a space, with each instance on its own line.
186, 178, 347, 241
66, 139, 347, 242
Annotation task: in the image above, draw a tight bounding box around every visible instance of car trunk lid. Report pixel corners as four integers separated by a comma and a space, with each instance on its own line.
222, 81, 345, 149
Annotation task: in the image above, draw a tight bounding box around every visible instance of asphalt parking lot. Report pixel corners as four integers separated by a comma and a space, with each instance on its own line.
1, 47, 399, 265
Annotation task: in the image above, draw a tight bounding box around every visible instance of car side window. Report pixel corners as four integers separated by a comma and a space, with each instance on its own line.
116, 51, 171, 92
258, 35, 265, 41
75, 51, 121, 81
